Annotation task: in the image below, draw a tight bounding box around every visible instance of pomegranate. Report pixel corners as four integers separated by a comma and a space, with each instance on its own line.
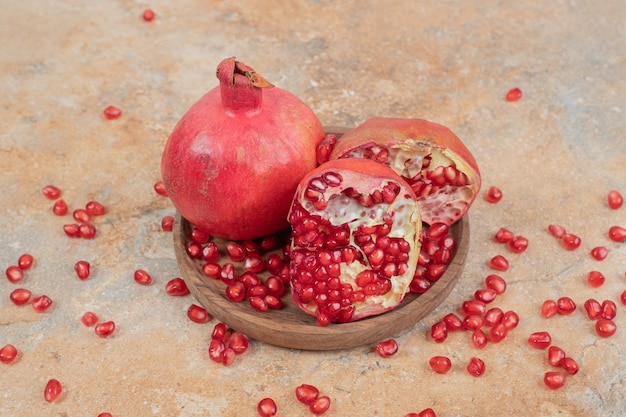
329, 117, 481, 225
161, 57, 325, 240
288, 158, 421, 324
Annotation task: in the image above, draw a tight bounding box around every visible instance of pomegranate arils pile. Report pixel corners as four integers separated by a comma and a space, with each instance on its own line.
208, 322, 249, 366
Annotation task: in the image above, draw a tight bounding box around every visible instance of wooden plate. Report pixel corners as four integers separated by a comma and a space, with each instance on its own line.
172, 126, 469, 350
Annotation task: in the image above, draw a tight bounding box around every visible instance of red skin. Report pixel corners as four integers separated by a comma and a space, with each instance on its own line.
162, 58, 324, 240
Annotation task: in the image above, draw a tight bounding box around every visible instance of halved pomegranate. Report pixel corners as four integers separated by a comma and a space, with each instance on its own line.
288, 158, 421, 325
330, 117, 481, 225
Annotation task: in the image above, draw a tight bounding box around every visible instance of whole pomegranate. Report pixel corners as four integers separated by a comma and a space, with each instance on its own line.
161, 57, 325, 240
330, 117, 481, 225
288, 158, 422, 325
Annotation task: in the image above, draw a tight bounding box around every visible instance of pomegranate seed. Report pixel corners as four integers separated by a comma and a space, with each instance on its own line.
98, 414, 113, 417
556, 297, 576, 315
85, 200, 106, 216
428, 356, 452, 374
586, 270, 605, 287
502, 310, 520, 330
257, 397, 277, 417
466, 357, 485, 377
42, 185, 62, 200
81, 311, 99, 327
541, 299, 558, 318
462, 299, 487, 316
187, 304, 210, 323
608, 225, 626, 242
474, 288, 497, 304
295, 384, 320, 405
528, 331, 552, 349
79, 223, 97, 239
249, 296, 268, 312
44, 378, 63, 402
5, 265, 24, 283
509, 236, 529, 253
208, 339, 225, 362
485, 274, 507, 294
73, 208, 91, 223
471, 328, 488, 349
442, 313, 463, 331
10, 288, 32, 305
309, 395, 331, 415
463, 315, 484, 330
620, 289, 626, 306
547, 345, 566, 366
190, 228, 211, 244
489, 255, 509, 271
166, 278, 189, 296
485, 186, 502, 203
494, 227, 514, 243
133, 269, 152, 285
601, 300, 617, 320
584, 299, 602, 320
95, 321, 116, 337
589, 246, 608, 261
226, 281, 246, 302
142, 9, 155, 21
154, 181, 168, 197
488, 323, 508, 343
228, 332, 249, 354
430, 321, 448, 343
543, 371, 566, 390
63, 223, 81, 238
222, 347, 236, 366
185, 241, 203, 259
561, 233, 581, 250
375, 339, 399, 358
161, 215, 174, 231
103, 105, 122, 120
18, 253, 34, 270
548, 224, 566, 238
418, 409, 437, 417
505, 87, 522, 102
0, 344, 18, 364
596, 319, 617, 338
211, 323, 229, 341
607, 190, 623, 209
32, 295, 53, 312
483, 307, 504, 327
52, 199, 69, 215
74, 260, 91, 280
561, 357, 579, 375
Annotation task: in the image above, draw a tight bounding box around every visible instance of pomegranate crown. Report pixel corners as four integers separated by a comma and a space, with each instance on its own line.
217, 57, 274, 89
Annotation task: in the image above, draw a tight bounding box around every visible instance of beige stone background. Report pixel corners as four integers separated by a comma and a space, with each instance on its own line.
1, 0, 625, 416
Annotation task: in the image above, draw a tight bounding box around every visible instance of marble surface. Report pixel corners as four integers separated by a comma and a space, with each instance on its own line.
1, 1, 625, 416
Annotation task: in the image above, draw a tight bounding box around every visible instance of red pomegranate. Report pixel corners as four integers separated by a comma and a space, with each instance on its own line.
288, 158, 422, 325
161, 57, 325, 240
330, 117, 481, 225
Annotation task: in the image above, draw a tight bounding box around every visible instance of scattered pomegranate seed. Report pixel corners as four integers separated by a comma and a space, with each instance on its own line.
85, 200, 106, 216
74, 260, 91, 280
5, 265, 24, 283
494, 227, 514, 243
474, 288, 497, 304
309, 395, 331, 415
418, 409, 437, 417
17, 253, 34, 270
462, 299, 487, 316
222, 347, 236, 366
485, 274, 507, 294
583, 299, 602, 320
9, 288, 32, 305
556, 297, 576, 315
595, 319, 617, 338
541, 299, 558, 318
95, 321, 116, 337
543, 371, 566, 389
590, 246, 608, 261
601, 300, 617, 320
296, 384, 320, 405
227, 332, 249, 354
161, 215, 174, 231
73, 208, 91, 223
103, 105, 122, 120
79, 223, 97, 239
586, 270, 605, 287
165, 277, 189, 296
98, 413, 113, 417
133, 269, 152, 285
607, 190, 623, 209
509, 236, 529, 253
488, 323, 508, 343
52, 199, 69, 215
142, 9, 155, 21
483, 307, 504, 327
44, 378, 63, 402
0, 344, 18, 364
430, 321, 448, 343
471, 328, 488, 349
443, 313, 463, 331
548, 224, 566, 238
42, 185, 62, 200
485, 186, 503, 203
561, 357, 579, 375
81, 311, 99, 327
375, 339, 399, 358
154, 181, 168, 197
502, 310, 520, 330
429, 356, 452, 374
208, 339, 226, 363
561, 233, 581, 250
489, 255, 509, 271
463, 315, 484, 330
608, 225, 626, 242
620, 289, 626, 306
528, 331, 552, 349
187, 304, 210, 323
257, 397, 277, 417
547, 345, 566, 366
32, 295, 53, 312
211, 322, 229, 341
63, 223, 81, 238
466, 356, 485, 377
505, 87, 522, 102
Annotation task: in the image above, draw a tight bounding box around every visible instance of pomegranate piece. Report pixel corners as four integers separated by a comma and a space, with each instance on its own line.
74, 260, 91, 280
505, 87, 523, 102
10, 288, 32, 305
165, 278, 189, 296
608, 225, 626, 242
428, 356, 452, 374
288, 158, 422, 323
32, 295, 53, 312
142, 9, 155, 21
103, 105, 122, 120
607, 190, 623, 209
81, 311, 99, 327
561, 233, 581, 250
586, 270, 605, 287
528, 331, 552, 349
95, 321, 116, 337
489, 255, 509, 271
5, 265, 24, 283
543, 371, 566, 389
42, 185, 62, 200
257, 397, 277, 417
187, 304, 210, 323
466, 356, 485, 377
541, 299, 558, 318
0, 344, 18, 364
330, 117, 481, 226
295, 384, 320, 405
18, 253, 34, 270
596, 319, 617, 337
375, 339, 399, 358
52, 199, 69, 216
44, 378, 63, 402
556, 297, 576, 315
309, 395, 331, 415
133, 269, 152, 285
547, 345, 566, 366
485, 186, 503, 203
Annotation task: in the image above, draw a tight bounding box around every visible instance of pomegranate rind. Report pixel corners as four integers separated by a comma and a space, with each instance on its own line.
330, 117, 481, 226
288, 158, 422, 322
161, 57, 324, 240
